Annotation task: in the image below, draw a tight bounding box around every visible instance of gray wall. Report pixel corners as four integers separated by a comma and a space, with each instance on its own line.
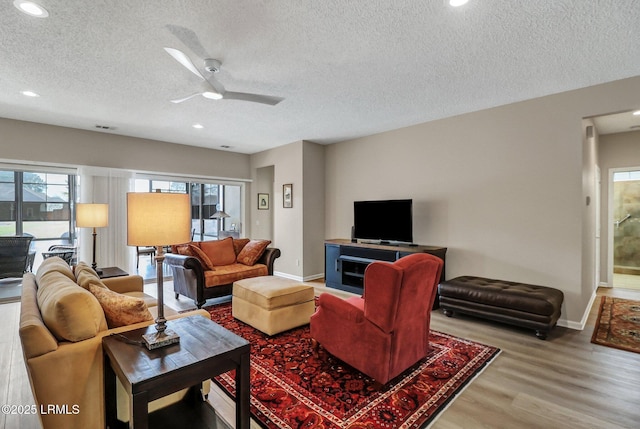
0, 118, 251, 180
325, 75, 640, 328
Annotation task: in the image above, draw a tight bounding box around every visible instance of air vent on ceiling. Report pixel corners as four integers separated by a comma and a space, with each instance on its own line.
95, 125, 115, 130
220, 145, 231, 149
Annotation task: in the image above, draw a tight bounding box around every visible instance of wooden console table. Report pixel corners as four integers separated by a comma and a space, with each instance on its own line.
325, 239, 447, 307
103, 316, 250, 429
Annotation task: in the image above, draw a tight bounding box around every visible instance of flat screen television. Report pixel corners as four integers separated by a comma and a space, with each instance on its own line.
353, 199, 413, 244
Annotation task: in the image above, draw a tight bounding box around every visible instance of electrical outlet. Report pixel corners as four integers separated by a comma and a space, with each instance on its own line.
296, 259, 300, 266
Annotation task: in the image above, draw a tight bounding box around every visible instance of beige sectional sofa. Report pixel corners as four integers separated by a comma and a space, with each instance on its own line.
19, 257, 210, 429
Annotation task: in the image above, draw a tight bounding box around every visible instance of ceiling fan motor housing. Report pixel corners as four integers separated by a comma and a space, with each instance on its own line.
204, 59, 221, 73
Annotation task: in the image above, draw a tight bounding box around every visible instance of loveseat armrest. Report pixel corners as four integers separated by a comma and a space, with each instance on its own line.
258, 247, 281, 275
164, 253, 205, 274
102, 275, 144, 294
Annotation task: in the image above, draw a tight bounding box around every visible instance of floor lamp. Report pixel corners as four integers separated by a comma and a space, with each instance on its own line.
76, 203, 109, 274
127, 191, 191, 349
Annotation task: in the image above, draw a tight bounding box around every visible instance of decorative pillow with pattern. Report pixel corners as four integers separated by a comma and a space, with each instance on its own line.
236, 240, 271, 266
89, 283, 153, 328
177, 244, 215, 270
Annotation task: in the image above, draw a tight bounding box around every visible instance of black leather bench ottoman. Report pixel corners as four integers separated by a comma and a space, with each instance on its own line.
438, 276, 564, 339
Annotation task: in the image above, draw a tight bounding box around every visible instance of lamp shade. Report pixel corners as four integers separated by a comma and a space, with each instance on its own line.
127, 192, 191, 246
210, 210, 230, 219
76, 203, 109, 228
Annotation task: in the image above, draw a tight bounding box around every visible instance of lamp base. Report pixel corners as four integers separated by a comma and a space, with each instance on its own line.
142, 328, 180, 350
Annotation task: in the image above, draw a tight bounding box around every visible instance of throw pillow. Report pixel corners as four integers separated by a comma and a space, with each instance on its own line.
89, 283, 153, 329
177, 244, 215, 270
233, 238, 250, 255
200, 237, 237, 266
236, 240, 271, 266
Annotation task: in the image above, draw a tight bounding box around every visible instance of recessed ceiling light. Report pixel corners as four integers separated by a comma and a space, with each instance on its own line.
192, 124, 204, 129
21, 90, 39, 97
633, 110, 640, 116
13, 1, 49, 18
449, 0, 469, 6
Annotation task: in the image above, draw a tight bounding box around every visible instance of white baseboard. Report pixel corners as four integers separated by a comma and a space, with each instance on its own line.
273, 271, 324, 282
556, 289, 599, 331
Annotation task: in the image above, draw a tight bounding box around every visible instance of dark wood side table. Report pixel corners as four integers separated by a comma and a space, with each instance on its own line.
98, 266, 129, 279
103, 316, 250, 429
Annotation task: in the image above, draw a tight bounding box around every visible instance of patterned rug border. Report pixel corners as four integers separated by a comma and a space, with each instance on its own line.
205, 302, 501, 429
591, 296, 640, 354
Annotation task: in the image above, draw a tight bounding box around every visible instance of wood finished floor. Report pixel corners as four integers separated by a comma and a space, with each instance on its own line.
2, 284, 640, 429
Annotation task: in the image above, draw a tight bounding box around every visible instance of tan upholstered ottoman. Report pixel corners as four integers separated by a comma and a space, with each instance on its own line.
232, 276, 315, 335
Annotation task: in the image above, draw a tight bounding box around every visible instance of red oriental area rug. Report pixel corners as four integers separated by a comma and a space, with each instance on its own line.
205, 302, 500, 429
591, 296, 640, 354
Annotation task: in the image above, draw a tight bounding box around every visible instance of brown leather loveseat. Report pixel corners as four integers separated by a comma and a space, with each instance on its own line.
165, 237, 281, 308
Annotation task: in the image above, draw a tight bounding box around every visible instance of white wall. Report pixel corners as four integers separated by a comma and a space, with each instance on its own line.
325, 76, 640, 327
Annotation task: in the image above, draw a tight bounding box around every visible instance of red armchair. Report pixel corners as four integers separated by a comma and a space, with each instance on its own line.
310, 253, 443, 384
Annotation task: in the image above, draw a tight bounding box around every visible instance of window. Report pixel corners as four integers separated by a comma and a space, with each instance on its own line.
0, 170, 76, 240
134, 178, 242, 241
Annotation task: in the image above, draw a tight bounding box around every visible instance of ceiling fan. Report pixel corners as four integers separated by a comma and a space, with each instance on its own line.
164, 47, 284, 106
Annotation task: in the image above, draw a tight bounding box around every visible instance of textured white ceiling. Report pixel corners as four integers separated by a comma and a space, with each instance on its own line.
1, 0, 639, 154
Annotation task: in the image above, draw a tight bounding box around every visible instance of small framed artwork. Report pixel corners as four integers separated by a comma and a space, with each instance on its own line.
258, 193, 269, 210
283, 184, 293, 208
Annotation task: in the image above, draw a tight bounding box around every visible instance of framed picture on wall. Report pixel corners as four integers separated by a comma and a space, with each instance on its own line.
283, 184, 292, 208
258, 193, 269, 210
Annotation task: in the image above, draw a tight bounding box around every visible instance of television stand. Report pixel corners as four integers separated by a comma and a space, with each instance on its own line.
324, 239, 447, 308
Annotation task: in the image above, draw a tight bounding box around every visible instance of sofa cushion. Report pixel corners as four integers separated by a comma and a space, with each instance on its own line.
204, 263, 268, 288
75, 262, 107, 290
178, 244, 215, 271
89, 283, 154, 328
237, 240, 271, 266
36, 256, 76, 284
233, 238, 250, 255
36, 272, 108, 342
200, 237, 237, 266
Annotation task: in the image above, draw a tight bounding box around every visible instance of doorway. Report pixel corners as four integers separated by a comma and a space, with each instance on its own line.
611, 168, 640, 290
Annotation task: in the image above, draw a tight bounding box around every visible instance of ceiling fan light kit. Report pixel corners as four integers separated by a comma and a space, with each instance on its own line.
163, 46, 283, 106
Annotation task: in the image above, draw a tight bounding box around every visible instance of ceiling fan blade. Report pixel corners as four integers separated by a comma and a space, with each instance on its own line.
170, 92, 202, 104
165, 25, 210, 60
222, 91, 284, 106
164, 47, 205, 80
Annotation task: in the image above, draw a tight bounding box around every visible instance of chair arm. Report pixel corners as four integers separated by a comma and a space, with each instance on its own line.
316, 293, 364, 324
257, 247, 281, 275
102, 275, 144, 294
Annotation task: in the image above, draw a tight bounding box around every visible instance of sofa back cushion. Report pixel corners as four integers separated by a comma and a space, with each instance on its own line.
237, 240, 271, 266
74, 261, 106, 290
36, 271, 108, 342
35, 256, 76, 285
200, 237, 237, 266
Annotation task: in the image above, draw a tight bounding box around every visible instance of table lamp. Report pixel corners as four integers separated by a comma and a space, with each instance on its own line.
127, 191, 191, 349
210, 207, 229, 239
76, 203, 109, 274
